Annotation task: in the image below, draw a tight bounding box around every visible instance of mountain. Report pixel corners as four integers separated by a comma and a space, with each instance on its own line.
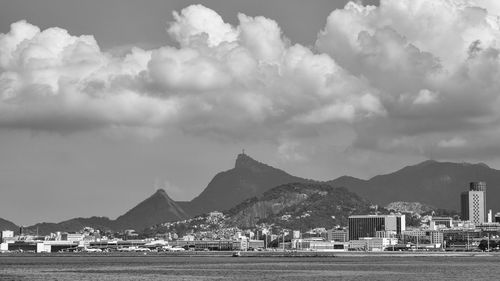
385, 201, 435, 215
114, 189, 189, 231
146, 182, 373, 236
328, 160, 500, 213
18, 156, 500, 235
226, 182, 373, 230
185, 153, 310, 216
25, 217, 115, 236
0, 217, 18, 232
23, 189, 189, 235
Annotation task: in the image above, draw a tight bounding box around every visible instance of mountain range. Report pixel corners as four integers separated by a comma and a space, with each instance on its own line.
327, 160, 500, 212
3, 155, 500, 235
19, 153, 308, 235
147, 182, 373, 236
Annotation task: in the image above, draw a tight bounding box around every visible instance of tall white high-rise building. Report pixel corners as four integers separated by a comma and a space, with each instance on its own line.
460, 182, 486, 224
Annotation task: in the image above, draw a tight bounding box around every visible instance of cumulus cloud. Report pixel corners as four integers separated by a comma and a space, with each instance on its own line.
2, 1, 500, 161
0, 5, 382, 139
316, 0, 500, 159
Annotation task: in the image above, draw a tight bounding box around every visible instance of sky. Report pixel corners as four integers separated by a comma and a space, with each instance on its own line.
2, 0, 500, 225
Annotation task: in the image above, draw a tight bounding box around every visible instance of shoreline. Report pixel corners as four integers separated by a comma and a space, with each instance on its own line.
1, 250, 499, 258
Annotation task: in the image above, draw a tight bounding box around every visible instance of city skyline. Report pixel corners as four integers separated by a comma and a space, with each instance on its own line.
2, 0, 500, 225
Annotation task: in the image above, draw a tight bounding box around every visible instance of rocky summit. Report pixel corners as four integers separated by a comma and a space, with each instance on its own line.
185, 153, 310, 216
114, 188, 189, 231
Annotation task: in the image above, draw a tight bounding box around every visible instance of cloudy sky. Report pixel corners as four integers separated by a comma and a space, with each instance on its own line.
2, 0, 500, 225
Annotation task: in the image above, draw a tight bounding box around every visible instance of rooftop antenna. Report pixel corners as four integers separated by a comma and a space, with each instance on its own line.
242, 149, 245, 155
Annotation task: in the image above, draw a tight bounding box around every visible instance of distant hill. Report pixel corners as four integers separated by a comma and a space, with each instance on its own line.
225, 182, 373, 230
23, 189, 189, 235
114, 189, 189, 232
146, 182, 373, 236
385, 201, 435, 215
25, 217, 115, 236
328, 160, 500, 213
185, 153, 310, 216
0, 217, 18, 232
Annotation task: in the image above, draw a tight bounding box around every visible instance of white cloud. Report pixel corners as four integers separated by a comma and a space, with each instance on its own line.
316, 0, 500, 159
277, 139, 308, 162
438, 137, 467, 148
413, 89, 439, 105
0, 5, 384, 139
168, 4, 238, 47
2, 2, 500, 161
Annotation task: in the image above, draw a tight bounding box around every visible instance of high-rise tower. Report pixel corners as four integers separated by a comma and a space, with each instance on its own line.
460, 182, 486, 224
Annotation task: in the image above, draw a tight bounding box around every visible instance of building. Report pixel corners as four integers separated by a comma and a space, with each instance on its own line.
61, 233, 84, 242
375, 230, 397, 238
430, 217, 453, 228
349, 237, 398, 251
327, 229, 348, 242
247, 240, 265, 250
476, 222, 500, 233
401, 230, 443, 245
461, 182, 487, 224
293, 238, 348, 251
172, 239, 246, 251
1, 230, 14, 241
348, 215, 406, 240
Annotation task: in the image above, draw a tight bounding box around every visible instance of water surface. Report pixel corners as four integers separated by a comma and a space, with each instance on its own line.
1, 255, 499, 280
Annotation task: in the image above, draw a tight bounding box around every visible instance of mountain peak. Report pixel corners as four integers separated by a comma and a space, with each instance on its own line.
189, 153, 308, 216
114, 188, 188, 231
414, 159, 438, 167
235, 153, 262, 169
154, 188, 169, 198
477, 162, 490, 169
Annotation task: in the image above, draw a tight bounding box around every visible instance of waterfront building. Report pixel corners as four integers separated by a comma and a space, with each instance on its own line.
460, 182, 486, 224
1, 230, 14, 242
61, 232, 84, 242
247, 239, 265, 250
441, 229, 482, 247
349, 237, 398, 251
401, 230, 443, 245
401, 230, 426, 243
278, 241, 293, 250
172, 239, 246, 251
327, 229, 348, 242
429, 231, 444, 245
293, 238, 348, 251
348, 214, 406, 240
